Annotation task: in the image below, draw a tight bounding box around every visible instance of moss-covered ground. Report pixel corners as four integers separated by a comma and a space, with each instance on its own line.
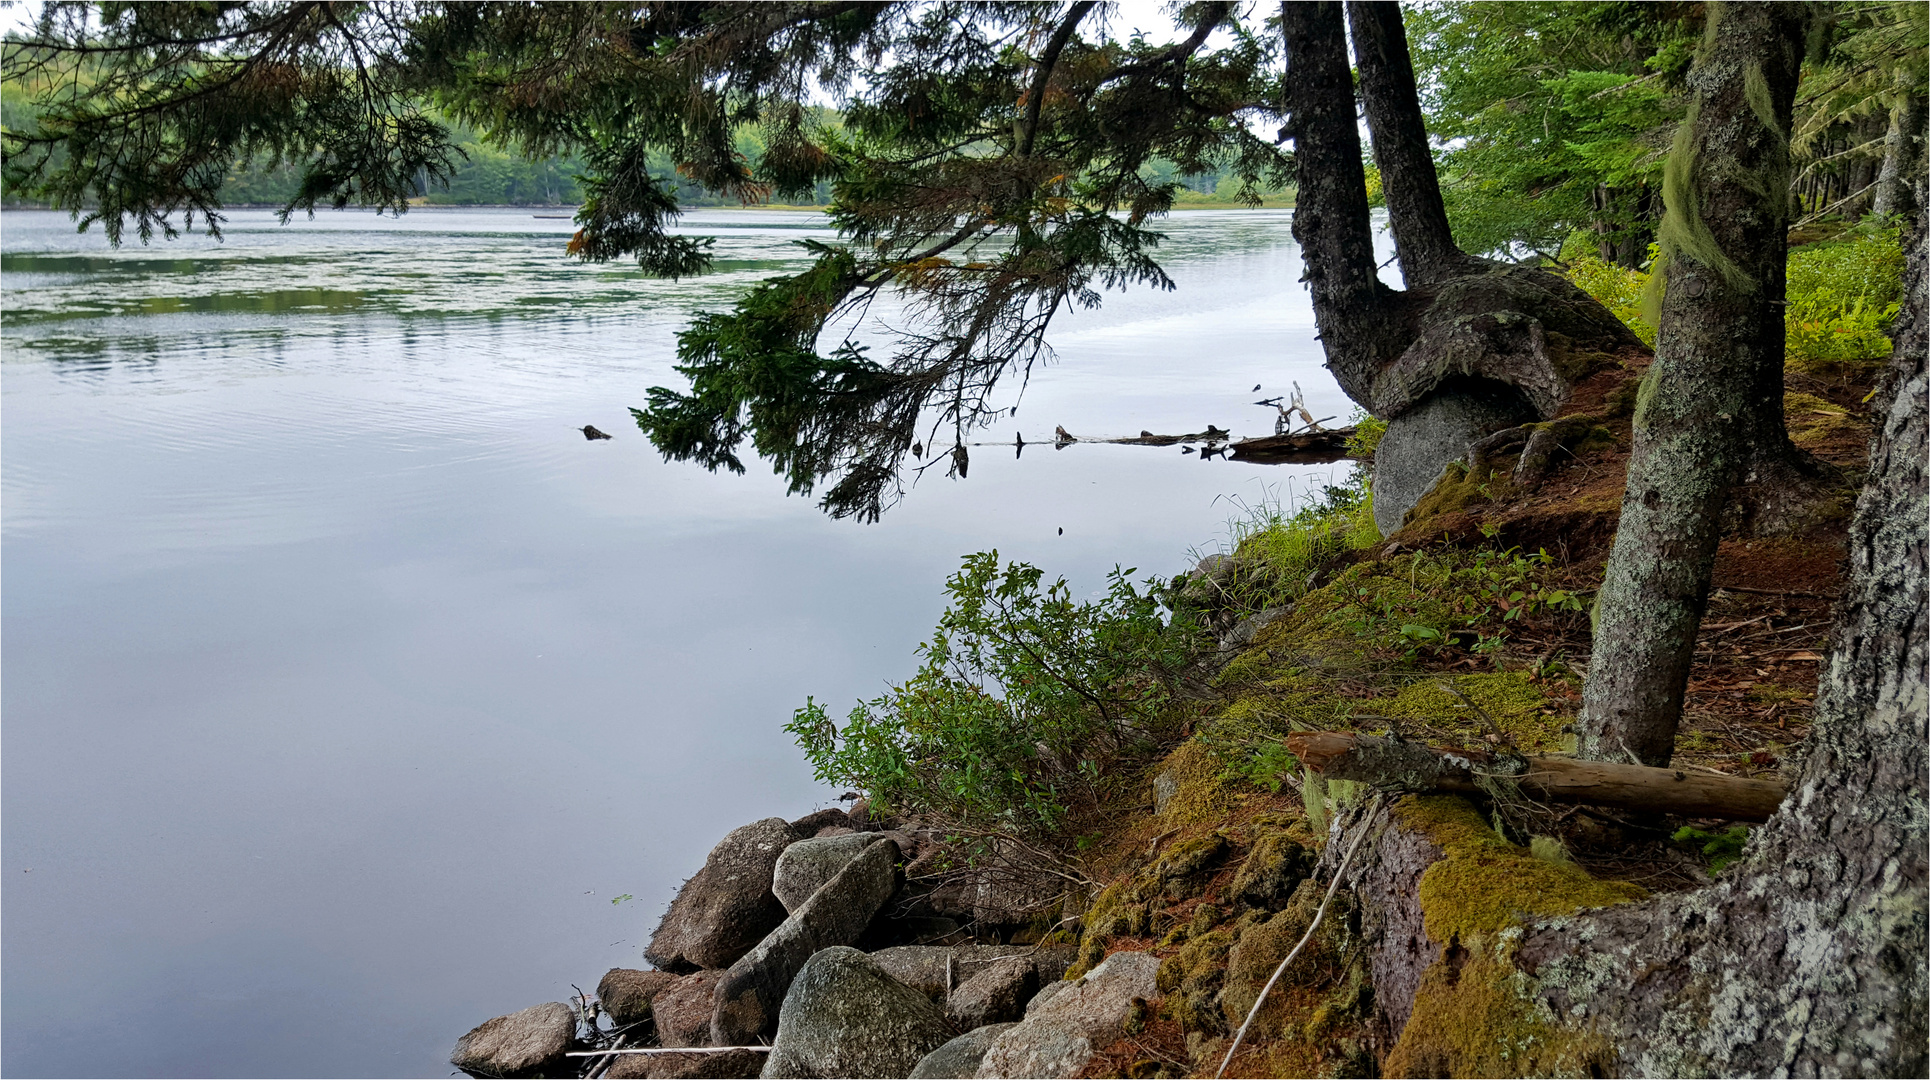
1036, 355, 1876, 1077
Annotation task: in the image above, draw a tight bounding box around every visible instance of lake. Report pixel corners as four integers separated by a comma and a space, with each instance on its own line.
1, 206, 1385, 1077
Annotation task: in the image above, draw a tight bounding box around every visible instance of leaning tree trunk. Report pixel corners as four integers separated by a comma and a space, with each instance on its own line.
1345, 0, 1485, 288
1279, 0, 1403, 404
1579, 3, 1810, 767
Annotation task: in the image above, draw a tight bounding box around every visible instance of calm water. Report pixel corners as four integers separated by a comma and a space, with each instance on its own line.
2, 206, 1383, 1078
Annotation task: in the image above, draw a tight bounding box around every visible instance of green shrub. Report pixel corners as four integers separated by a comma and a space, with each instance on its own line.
1561, 226, 1903, 367
1785, 226, 1904, 367
786, 552, 1198, 833
1563, 253, 1656, 346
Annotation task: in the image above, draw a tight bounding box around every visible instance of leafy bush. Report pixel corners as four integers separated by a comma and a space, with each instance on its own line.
786, 553, 1198, 834
1561, 226, 1903, 367
1563, 253, 1656, 346
1785, 226, 1904, 367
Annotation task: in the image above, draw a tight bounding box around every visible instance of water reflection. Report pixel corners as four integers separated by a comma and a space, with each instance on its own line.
2, 206, 1387, 1078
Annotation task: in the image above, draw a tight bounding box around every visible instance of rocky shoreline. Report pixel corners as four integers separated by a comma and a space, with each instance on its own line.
451, 802, 1158, 1079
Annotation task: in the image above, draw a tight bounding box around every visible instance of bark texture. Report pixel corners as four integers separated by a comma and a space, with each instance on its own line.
1346, 1, 1485, 287
1580, 3, 1810, 767
1872, 92, 1925, 221
1350, 205, 1928, 1080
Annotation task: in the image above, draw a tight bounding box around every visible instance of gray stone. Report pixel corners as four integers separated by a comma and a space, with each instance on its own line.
787, 807, 849, 835
946, 955, 1036, 1029
867, 945, 1075, 1004
910, 1024, 1018, 1079
976, 951, 1162, 1079
450, 1001, 578, 1079
607, 1049, 767, 1079
758, 947, 955, 1079
712, 838, 900, 1044
771, 832, 881, 914
1024, 979, 1071, 1017
1372, 381, 1537, 536
653, 970, 727, 1048
1219, 606, 1290, 654
866, 945, 957, 1000
646, 818, 803, 973
1152, 771, 1178, 816
598, 968, 681, 1027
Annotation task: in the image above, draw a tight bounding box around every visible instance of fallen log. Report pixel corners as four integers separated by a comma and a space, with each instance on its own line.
1228, 427, 1356, 464
1284, 731, 1787, 822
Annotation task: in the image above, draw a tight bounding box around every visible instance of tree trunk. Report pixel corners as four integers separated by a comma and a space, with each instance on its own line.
1283, 1, 1648, 535
1579, 3, 1809, 767
1280, 0, 1403, 405
1346, 1, 1483, 288
1872, 92, 1925, 220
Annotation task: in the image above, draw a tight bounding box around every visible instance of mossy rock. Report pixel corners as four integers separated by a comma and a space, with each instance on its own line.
1155, 833, 1231, 901
1382, 939, 1613, 1078
1157, 921, 1241, 1035
1153, 740, 1243, 828
1220, 878, 1359, 1030
1228, 829, 1313, 912
1399, 460, 1505, 533
1189, 902, 1223, 937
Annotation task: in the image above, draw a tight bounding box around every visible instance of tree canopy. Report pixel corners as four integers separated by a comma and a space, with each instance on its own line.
4, 0, 1297, 520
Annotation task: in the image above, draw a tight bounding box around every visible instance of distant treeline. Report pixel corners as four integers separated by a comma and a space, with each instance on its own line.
1, 83, 1268, 211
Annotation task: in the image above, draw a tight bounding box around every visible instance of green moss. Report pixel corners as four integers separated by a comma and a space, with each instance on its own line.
1221, 879, 1358, 1030
1381, 796, 1644, 1077
1400, 461, 1503, 532
1603, 373, 1642, 418
1375, 673, 1568, 752
1741, 62, 1784, 152
1155, 740, 1245, 829
1784, 391, 1848, 416
1155, 833, 1232, 900
1395, 795, 1646, 944
1383, 938, 1613, 1078
1785, 389, 1865, 451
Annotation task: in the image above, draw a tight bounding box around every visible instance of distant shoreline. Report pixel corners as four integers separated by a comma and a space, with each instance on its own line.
3, 199, 1294, 215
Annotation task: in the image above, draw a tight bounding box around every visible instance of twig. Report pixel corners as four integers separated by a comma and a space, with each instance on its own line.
1217, 795, 1383, 1079
1714, 585, 1839, 599
564, 1048, 773, 1057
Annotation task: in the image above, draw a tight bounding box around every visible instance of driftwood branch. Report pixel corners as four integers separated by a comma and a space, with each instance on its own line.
1285, 732, 1787, 822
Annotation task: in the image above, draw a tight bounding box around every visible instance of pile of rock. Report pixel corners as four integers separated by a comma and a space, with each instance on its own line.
452, 806, 1158, 1079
